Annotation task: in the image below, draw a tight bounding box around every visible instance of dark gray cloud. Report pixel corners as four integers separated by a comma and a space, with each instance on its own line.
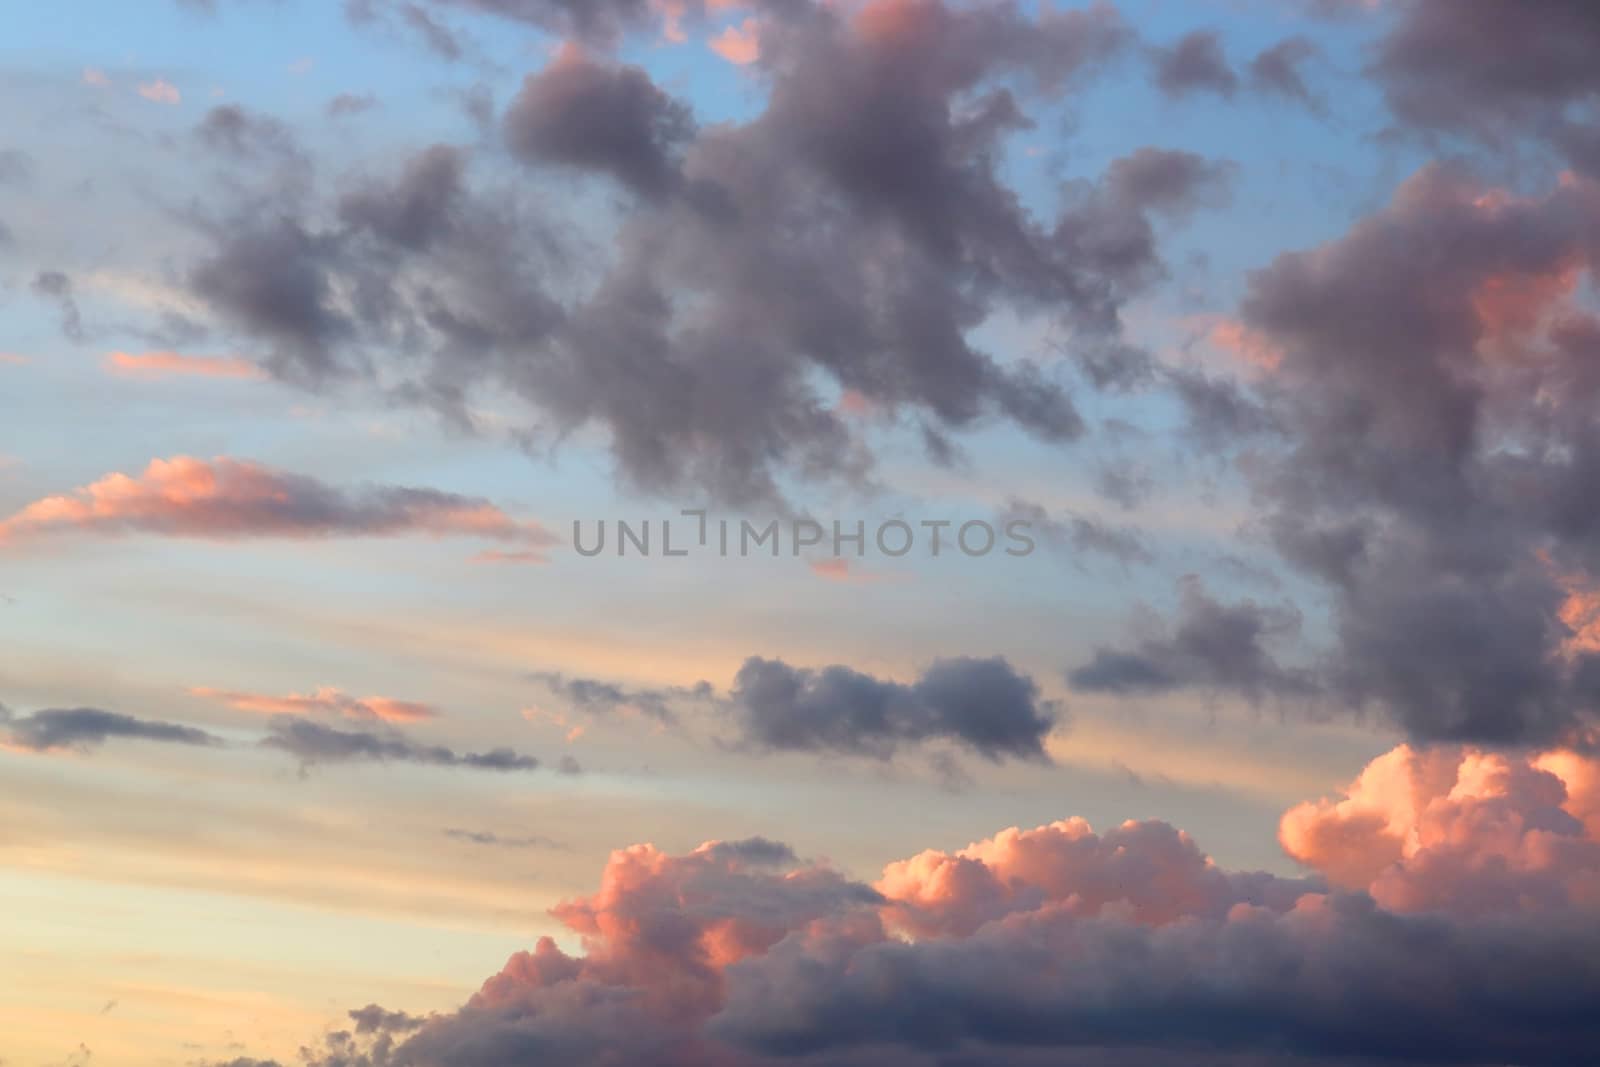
178, 3, 1232, 505
1151, 29, 1237, 99
348, 1004, 426, 1035
2, 706, 221, 753
713, 898, 1600, 1065
262, 718, 547, 772
1069, 577, 1313, 701
728, 655, 1057, 762
202, 813, 1600, 1067
1370, 0, 1600, 170
504, 49, 693, 198
1105, 162, 1600, 745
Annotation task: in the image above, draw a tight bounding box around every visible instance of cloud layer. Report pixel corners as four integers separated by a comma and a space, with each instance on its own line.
210, 739, 1600, 1066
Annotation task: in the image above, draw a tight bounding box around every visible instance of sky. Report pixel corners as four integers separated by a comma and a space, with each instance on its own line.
4, 1, 1600, 1065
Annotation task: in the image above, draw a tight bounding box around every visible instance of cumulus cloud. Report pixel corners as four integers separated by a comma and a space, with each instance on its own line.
1369, 0, 1600, 172
1281, 742, 1600, 914
209, 740, 1600, 1066
1080, 164, 1600, 745
503, 45, 694, 198
177, 1, 1242, 504
727, 655, 1057, 762
1151, 29, 1237, 98
0, 456, 553, 553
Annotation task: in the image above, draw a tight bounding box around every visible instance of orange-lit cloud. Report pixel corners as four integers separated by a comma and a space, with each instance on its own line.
1202, 315, 1284, 372
191, 685, 441, 723
0, 456, 554, 550
0, 353, 28, 365
166, 738, 1600, 1065
1472, 260, 1582, 344
808, 557, 891, 584
470, 549, 549, 565
138, 79, 181, 104
710, 18, 761, 64
103, 350, 264, 380
1281, 742, 1600, 913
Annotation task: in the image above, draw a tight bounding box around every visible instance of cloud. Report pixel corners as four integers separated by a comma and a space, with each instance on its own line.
192, 686, 442, 722
1249, 35, 1321, 109
529, 671, 710, 725
0, 148, 33, 187
1151, 29, 1237, 98
443, 828, 566, 850
0, 456, 554, 553
1368, 0, 1600, 172
727, 655, 1057, 762
1003, 499, 1154, 569
209, 739, 1600, 1066
709, 18, 760, 65
138, 79, 182, 104
103, 350, 264, 380
2, 706, 221, 753
261, 718, 548, 772
1074, 164, 1600, 746
348, 0, 715, 47
327, 92, 379, 117
175, 2, 1240, 505
1282, 742, 1600, 915
1231, 164, 1600, 743
31, 271, 85, 342
1069, 576, 1313, 701
503, 45, 693, 198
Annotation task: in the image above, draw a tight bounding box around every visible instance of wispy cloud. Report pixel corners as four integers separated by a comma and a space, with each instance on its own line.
192, 686, 441, 723
0, 456, 554, 553
103, 350, 263, 380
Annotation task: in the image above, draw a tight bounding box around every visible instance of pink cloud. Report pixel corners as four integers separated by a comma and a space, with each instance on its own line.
0, 456, 554, 550
710, 18, 761, 64
1281, 742, 1600, 914
103, 350, 264, 380
0, 353, 28, 365
82, 68, 110, 88
137, 79, 181, 104
470, 549, 549, 565
191, 685, 441, 723
222, 738, 1600, 1065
